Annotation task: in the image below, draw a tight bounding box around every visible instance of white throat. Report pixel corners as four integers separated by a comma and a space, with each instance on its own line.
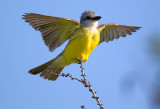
81, 20, 98, 31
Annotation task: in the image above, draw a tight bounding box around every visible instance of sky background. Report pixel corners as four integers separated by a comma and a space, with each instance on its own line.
1, 0, 160, 109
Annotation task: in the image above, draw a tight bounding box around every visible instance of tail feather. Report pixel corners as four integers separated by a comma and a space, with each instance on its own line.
41, 67, 64, 80
29, 59, 55, 75
29, 53, 65, 81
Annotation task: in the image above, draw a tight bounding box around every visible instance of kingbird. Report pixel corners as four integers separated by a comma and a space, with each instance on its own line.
23, 11, 141, 81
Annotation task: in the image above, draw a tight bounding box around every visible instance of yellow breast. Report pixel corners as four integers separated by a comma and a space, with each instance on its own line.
63, 27, 100, 65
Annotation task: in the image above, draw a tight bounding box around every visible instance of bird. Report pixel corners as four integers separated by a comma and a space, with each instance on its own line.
23, 11, 141, 81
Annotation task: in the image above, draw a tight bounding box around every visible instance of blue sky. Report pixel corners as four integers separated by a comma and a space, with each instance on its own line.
1, 0, 160, 109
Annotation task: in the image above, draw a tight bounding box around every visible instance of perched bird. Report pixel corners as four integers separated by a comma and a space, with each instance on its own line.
23, 11, 141, 81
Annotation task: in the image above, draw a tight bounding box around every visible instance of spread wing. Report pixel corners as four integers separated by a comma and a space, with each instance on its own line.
22, 13, 81, 52
97, 24, 141, 43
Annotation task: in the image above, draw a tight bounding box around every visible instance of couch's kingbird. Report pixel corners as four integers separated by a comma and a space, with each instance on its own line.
23, 11, 141, 81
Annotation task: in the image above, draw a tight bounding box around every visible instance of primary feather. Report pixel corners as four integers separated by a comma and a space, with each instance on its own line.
22, 13, 80, 52
97, 24, 141, 43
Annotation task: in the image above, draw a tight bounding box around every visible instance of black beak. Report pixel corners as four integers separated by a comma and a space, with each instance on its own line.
92, 16, 102, 20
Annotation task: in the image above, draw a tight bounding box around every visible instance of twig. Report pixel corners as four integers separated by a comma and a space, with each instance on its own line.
54, 59, 105, 109
61, 73, 83, 83
79, 60, 105, 109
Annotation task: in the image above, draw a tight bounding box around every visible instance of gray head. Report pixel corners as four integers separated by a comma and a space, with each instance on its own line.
80, 11, 101, 28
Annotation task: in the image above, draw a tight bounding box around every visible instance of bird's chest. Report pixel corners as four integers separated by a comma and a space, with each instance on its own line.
76, 29, 100, 60
81, 30, 99, 51
63, 28, 100, 63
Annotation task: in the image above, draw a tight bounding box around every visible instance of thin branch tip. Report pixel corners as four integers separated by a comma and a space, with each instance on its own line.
56, 58, 105, 109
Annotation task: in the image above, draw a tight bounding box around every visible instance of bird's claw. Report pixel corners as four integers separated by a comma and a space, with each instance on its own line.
74, 58, 83, 64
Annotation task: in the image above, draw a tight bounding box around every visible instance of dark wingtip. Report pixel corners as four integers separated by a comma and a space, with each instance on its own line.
22, 13, 27, 19
136, 26, 142, 30
138, 26, 142, 29
28, 69, 39, 75
131, 26, 142, 31
22, 13, 33, 19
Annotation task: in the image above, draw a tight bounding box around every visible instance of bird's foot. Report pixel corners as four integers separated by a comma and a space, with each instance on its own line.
74, 58, 83, 64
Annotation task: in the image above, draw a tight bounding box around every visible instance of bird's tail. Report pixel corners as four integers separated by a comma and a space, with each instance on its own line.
29, 54, 65, 81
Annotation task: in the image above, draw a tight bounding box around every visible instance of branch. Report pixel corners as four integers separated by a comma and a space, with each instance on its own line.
56, 59, 105, 109
61, 73, 83, 83
79, 60, 105, 109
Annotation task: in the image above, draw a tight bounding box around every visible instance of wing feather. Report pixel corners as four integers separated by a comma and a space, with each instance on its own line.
104, 28, 109, 42
110, 28, 114, 41
114, 28, 120, 39
113, 28, 119, 39
22, 13, 80, 52
98, 24, 141, 43
119, 27, 132, 35
118, 27, 126, 37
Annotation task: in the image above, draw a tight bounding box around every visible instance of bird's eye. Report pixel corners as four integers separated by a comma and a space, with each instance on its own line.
86, 16, 90, 19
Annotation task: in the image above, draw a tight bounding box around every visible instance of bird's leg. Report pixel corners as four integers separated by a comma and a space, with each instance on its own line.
74, 58, 83, 64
